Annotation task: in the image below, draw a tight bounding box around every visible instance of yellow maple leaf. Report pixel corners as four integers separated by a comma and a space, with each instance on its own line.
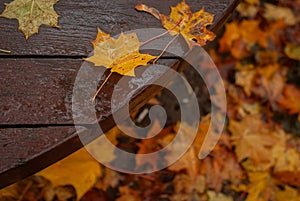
274, 148, 300, 172
0, 0, 60, 39
275, 185, 300, 201
136, 1, 216, 47
245, 172, 275, 201
85, 28, 156, 76
36, 148, 101, 199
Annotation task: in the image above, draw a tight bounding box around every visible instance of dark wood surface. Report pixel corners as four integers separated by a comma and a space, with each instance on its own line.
0, 0, 239, 189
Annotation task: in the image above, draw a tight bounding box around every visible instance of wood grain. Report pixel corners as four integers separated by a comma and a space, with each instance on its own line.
0, 126, 79, 188
0, 0, 239, 189
0, 0, 235, 56
0, 58, 179, 125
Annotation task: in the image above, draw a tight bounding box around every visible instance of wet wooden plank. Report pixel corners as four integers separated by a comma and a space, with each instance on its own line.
0, 127, 79, 188
0, 59, 77, 125
0, 58, 179, 125
0, 57, 183, 188
0, 0, 240, 189
0, 0, 236, 56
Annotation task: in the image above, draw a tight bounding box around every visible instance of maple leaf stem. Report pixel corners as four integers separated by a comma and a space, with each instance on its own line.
140, 18, 183, 47
152, 33, 180, 64
92, 71, 113, 104
0, 49, 11, 53
30, 0, 35, 19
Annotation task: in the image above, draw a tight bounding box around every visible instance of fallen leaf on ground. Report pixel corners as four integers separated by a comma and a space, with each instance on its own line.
200, 145, 245, 192
80, 188, 110, 201
229, 115, 282, 170
235, 69, 256, 96
0, 0, 60, 39
236, 2, 258, 17
135, 119, 166, 170
166, 121, 201, 180
264, 3, 297, 26
285, 44, 300, 61
207, 190, 233, 201
277, 84, 300, 119
136, 1, 215, 47
0, 176, 50, 199
275, 185, 300, 201
255, 50, 278, 65
116, 186, 141, 201
245, 172, 275, 201
171, 174, 206, 201
253, 64, 285, 108
94, 167, 122, 191
245, 0, 260, 5
219, 21, 267, 59
85, 28, 156, 76
274, 170, 300, 188
49, 185, 76, 201
274, 147, 300, 172
36, 148, 101, 199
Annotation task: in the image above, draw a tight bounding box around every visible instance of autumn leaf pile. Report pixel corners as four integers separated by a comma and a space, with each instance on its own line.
1, 0, 300, 201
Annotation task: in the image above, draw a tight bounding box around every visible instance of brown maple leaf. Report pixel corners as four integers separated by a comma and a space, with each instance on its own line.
200, 143, 245, 192
229, 115, 282, 169
274, 170, 300, 188
135, 1, 216, 47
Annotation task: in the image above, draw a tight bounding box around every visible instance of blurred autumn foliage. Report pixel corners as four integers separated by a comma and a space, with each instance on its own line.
1, 0, 300, 200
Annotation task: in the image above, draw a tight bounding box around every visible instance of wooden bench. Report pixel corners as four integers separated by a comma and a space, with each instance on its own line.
0, 0, 239, 189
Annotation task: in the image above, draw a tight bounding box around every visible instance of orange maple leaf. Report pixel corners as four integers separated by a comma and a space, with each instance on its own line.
218, 20, 287, 59
277, 84, 300, 116
136, 1, 216, 47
